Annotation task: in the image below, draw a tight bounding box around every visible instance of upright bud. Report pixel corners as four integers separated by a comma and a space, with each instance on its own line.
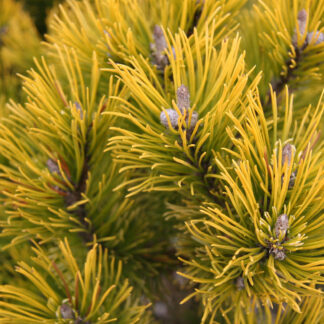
151, 25, 169, 70
281, 144, 296, 188
275, 214, 289, 240
60, 303, 74, 319
153, 25, 167, 53
293, 10, 324, 47
160, 85, 199, 133
297, 9, 307, 35
236, 277, 245, 290
47, 159, 60, 175
176, 85, 190, 113
292, 9, 307, 46
282, 143, 295, 167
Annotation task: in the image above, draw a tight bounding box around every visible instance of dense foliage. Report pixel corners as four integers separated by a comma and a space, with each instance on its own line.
0, 0, 323, 323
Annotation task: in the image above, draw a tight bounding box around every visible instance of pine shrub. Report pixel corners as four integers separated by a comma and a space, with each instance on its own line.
0, 0, 323, 323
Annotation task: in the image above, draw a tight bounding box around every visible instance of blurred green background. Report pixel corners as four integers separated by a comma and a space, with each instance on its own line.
19, 0, 59, 35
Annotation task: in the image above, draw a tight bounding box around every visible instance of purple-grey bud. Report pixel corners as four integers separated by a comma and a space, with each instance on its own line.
75, 102, 83, 119
273, 248, 286, 261
153, 25, 167, 53
60, 304, 74, 319
275, 214, 289, 239
292, 9, 308, 46
47, 159, 60, 175
236, 277, 245, 290
281, 144, 296, 188
297, 9, 307, 35
188, 111, 199, 130
176, 85, 190, 112
160, 109, 179, 129
151, 25, 169, 70
289, 171, 296, 188
306, 31, 324, 45
282, 143, 295, 167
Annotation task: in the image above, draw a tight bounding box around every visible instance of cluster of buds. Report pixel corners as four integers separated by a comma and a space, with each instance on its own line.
292, 9, 324, 48
281, 143, 296, 189
160, 85, 199, 132
271, 214, 289, 261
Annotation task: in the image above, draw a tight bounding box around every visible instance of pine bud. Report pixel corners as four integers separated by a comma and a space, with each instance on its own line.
176, 85, 190, 113
297, 9, 307, 33
75, 102, 83, 119
288, 171, 296, 188
292, 9, 307, 46
160, 109, 179, 129
236, 277, 244, 290
160, 86, 199, 133
151, 25, 169, 70
281, 144, 296, 188
273, 248, 286, 261
306, 31, 324, 45
275, 214, 289, 239
60, 303, 74, 319
153, 301, 168, 318
153, 25, 167, 53
282, 143, 295, 167
47, 159, 60, 175
188, 111, 199, 130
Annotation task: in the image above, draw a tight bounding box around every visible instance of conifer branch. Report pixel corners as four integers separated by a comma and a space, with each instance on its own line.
269, 46, 304, 103
1, 0, 324, 322
65, 141, 93, 244
186, 1, 203, 37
